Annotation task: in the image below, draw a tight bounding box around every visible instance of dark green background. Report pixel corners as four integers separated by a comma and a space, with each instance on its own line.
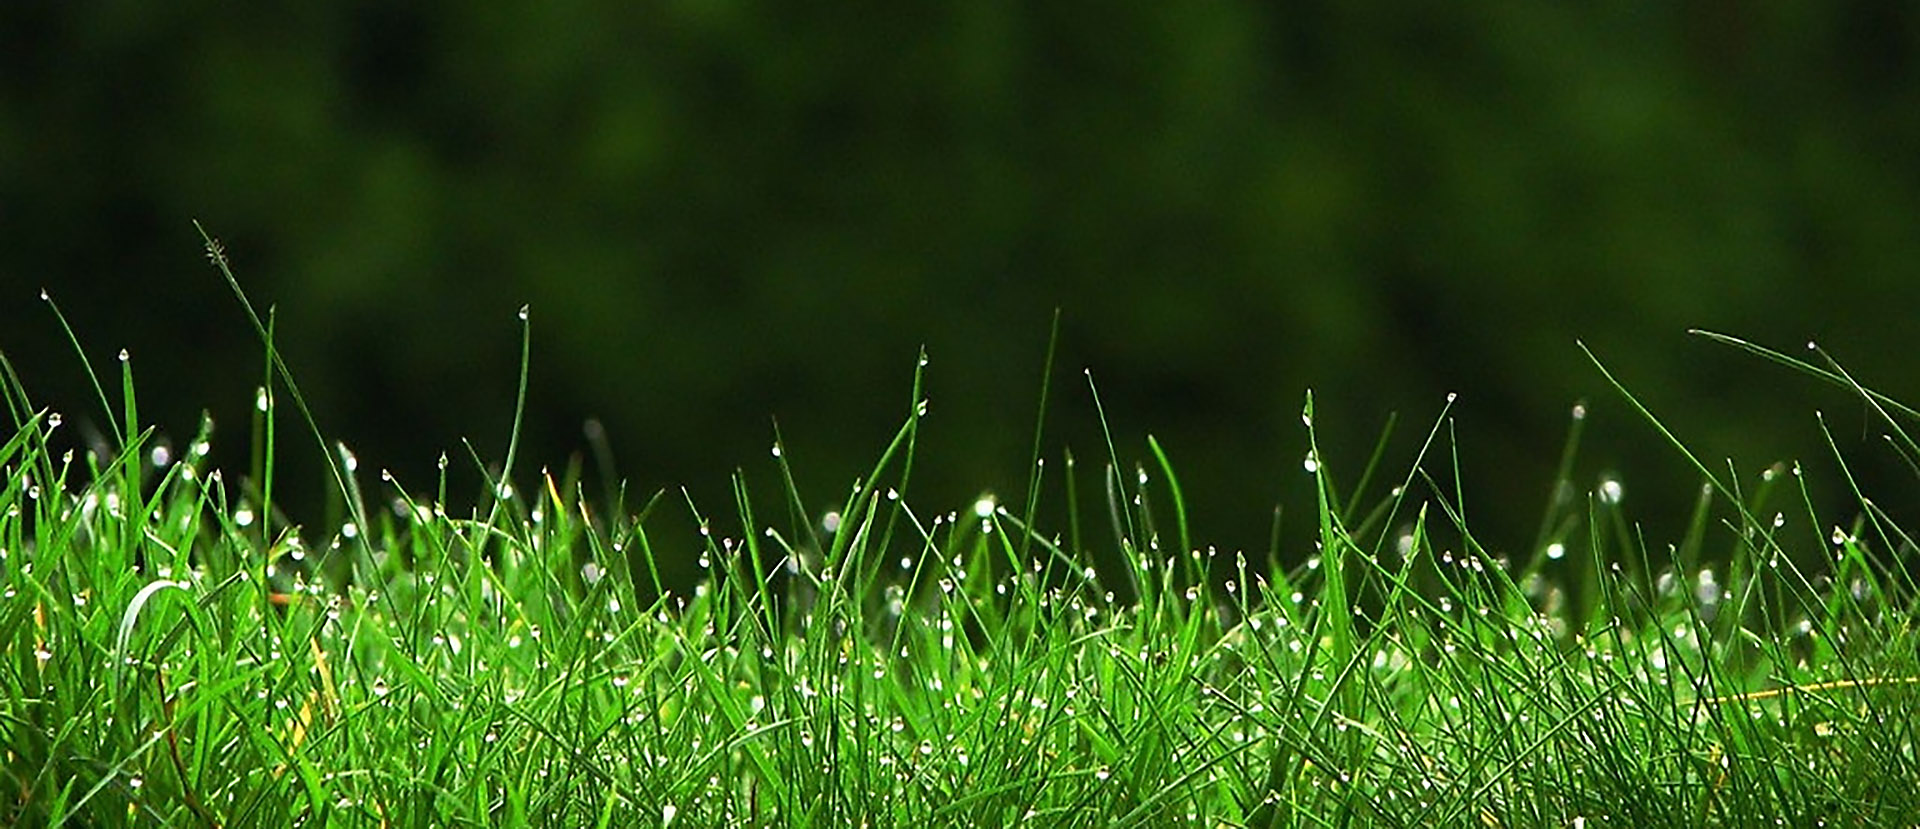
5, 3, 1916, 580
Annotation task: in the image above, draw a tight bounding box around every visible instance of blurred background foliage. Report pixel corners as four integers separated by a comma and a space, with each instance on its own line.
4, 2, 1917, 584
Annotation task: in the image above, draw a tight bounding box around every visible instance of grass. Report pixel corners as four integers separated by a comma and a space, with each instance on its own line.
3, 238, 1917, 826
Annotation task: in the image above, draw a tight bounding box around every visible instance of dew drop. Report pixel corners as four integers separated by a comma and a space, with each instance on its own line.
1445, 391, 1457, 403
1546, 542, 1566, 560
1598, 479, 1623, 505
39, 288, 50, 301
1571, 403, 1587, 420
517, 305, 530, 321
771, 444, 782, 459
255, 387, 270, 412
117, 348, 130, 362
1302, 451, 1319, 474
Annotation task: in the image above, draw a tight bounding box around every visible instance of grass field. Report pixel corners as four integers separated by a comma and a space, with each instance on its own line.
3, 239, 1917, 826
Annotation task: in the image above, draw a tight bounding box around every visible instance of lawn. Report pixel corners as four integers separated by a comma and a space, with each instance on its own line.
3, 235, 1916, 826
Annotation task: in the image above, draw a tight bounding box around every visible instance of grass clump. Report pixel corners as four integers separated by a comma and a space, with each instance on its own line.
2, 240, 1916, 826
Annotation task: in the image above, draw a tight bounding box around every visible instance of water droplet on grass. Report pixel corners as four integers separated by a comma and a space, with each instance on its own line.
255, 387, 270, 412
1546, 542, 1566, 560
1302, 452, 1319, 473
770, 443, 782, 458
517, 305, 530, 321
1598, 479, 1623, 504
117, 348, 129, 362
1656, 571, 1678, 596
